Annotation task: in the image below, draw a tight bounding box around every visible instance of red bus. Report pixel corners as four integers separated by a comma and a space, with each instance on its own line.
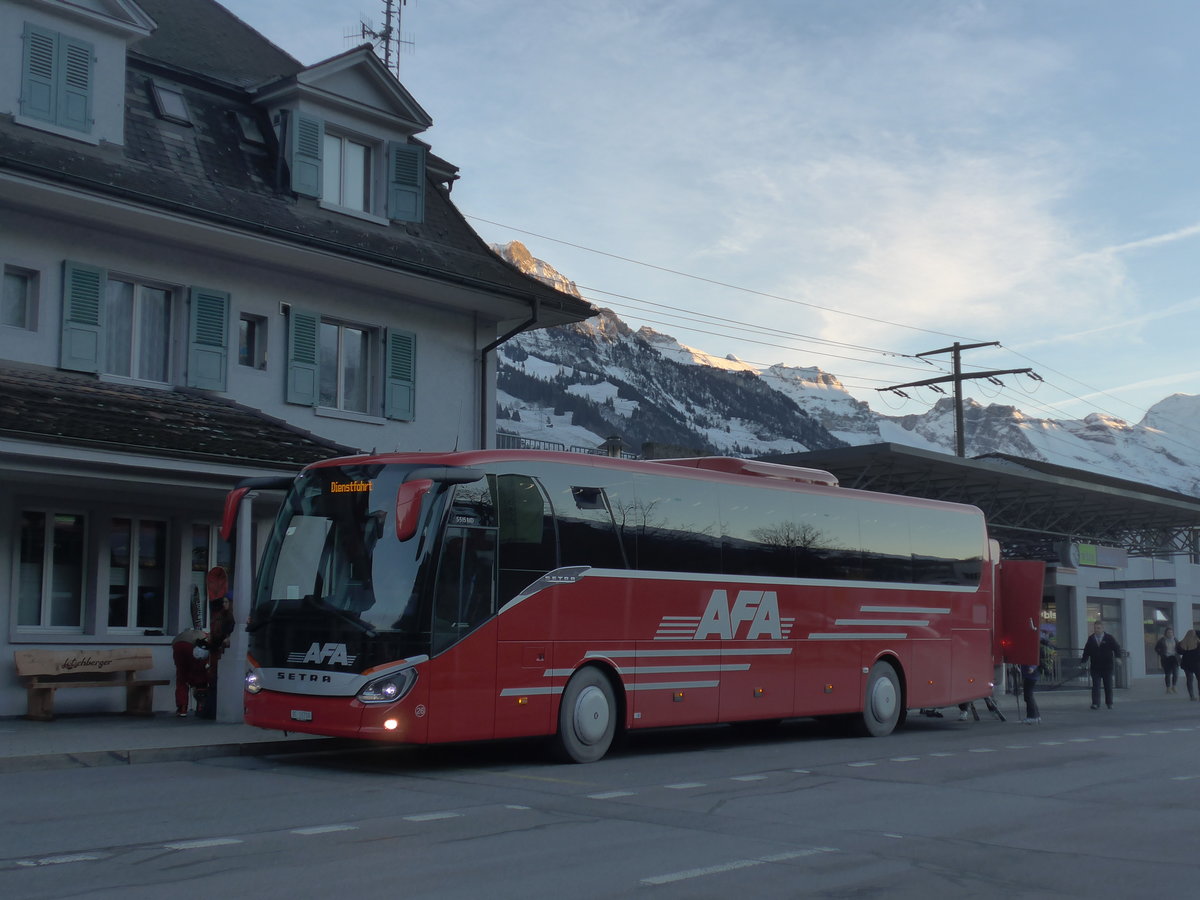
228, 450, 1035, 762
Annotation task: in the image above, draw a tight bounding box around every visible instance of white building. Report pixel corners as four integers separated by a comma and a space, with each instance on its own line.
0, 0, 592, 717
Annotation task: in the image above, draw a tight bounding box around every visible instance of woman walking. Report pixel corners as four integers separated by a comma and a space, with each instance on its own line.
1178, 629, 1200, 700
1155, 627, 1180, 694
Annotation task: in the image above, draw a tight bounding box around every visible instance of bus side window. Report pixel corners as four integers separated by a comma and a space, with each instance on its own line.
495, 474, 557, 603
553, 483, 627, 569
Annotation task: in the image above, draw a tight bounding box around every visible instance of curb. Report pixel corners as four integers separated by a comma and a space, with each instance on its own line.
0, 737, 355, 774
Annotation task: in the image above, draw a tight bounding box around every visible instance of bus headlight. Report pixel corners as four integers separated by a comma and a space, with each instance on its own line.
358, 668, 418, 704
245, 670, 263, 694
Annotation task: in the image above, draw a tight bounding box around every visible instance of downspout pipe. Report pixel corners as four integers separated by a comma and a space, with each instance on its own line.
479, 298, 539, 448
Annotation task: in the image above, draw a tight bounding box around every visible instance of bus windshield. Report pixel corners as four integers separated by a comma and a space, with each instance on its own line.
249, 464, 448, 669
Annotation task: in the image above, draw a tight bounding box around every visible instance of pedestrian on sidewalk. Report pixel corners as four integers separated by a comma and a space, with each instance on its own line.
171, 627, 209, 717
1080, 621, 1121, 710
1179, 629, 1200, 700
1155, 627, 1180, 694
1020, 661, 1041, 724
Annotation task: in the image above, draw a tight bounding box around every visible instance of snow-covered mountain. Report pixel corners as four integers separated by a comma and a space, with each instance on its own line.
492, 242, 1200, 497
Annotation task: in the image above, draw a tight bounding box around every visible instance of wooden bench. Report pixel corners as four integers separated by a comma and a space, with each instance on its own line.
14, 648, 170, 721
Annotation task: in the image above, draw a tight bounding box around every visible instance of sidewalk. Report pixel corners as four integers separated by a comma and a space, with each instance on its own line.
0, 676, 1181, 773
0, 712, 348, 773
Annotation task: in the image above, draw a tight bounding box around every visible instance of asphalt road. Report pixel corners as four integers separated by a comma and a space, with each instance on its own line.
2, 695, 1196, 899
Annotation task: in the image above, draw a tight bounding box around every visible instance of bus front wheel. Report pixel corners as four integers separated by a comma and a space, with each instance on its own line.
858, 661, 902, 737
554, 666, 617, 763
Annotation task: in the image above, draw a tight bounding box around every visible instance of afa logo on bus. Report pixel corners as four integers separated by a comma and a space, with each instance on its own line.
689, 590, 793, 640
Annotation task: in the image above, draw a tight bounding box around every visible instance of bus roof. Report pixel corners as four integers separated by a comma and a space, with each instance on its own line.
307, 449, 838, 486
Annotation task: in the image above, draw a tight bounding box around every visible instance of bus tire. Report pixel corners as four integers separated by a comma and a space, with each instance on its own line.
858, 661, 902, 737
554, 666, 617, 763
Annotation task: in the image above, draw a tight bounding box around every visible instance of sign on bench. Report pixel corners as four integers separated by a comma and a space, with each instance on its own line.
13, 648, 170, 721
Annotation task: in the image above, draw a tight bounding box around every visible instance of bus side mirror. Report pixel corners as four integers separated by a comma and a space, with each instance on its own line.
220, 487, 251, 542
396, 479, 433, 541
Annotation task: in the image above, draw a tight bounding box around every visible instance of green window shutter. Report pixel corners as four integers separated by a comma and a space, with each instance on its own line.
57, 36, 93, 133
286, 308, 320, 406
387, 142, 426, 223
289, 114, 324, 198
60, 260, 105, 373
384, 328, 416, 421
187, 287, 229, 391
21, 24, 57, 123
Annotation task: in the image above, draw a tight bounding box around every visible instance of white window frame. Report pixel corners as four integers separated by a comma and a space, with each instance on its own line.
15, 509, 87, 632
103, 274, 177, 384
319, 317, 379, 415
3, 265, 39, 330
106, 516, 169, 632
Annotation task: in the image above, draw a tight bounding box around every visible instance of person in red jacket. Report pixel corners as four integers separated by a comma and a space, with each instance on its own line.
171, 627, 209, 717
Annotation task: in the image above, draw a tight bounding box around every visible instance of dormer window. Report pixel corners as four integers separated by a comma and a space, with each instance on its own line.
150, 82, 191, 126
323, 131, 372, 213
286, 112, 426, 224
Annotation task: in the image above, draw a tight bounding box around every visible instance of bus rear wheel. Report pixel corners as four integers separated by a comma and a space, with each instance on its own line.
554, 666, 617, 763
858, 661, 902, 737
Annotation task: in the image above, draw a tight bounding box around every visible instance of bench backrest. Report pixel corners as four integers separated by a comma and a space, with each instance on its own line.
14, 648, 155, 678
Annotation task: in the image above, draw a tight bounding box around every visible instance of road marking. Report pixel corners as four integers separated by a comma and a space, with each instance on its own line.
292, 825, 357, 835
732, 774, 768, 781
1068, 738, 1094, 743
403, 812, 462, 822
589, 790, 636, 799
1040, 741, 1064, 746
968, 748, 996, 753
1171, 775, 1200, 781
791, 769, 811, 774
641, 847, 837, 886
890, 756, 919, 762
665, 782, 705, 790
17, 853, 106, 867
929, 752, 955, 757
506, 805, 532, 810
847, 761, 876, 768
164, 838, 242, 850
1125, 732, 1148, 737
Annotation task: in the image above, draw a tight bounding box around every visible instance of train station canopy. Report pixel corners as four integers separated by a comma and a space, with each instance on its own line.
764, 443, 1200, 559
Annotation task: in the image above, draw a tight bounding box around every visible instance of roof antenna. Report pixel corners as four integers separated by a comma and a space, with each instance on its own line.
356, 0, 415, 80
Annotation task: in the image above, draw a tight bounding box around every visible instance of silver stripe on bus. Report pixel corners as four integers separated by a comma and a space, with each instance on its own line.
836, 618, 930, 627
499, 686, 564, 697
580, 568, 978, 592
626, 681, 720, 691
806, 632, 908, 640
859, 605, 951, 614
544, 664, 751, 677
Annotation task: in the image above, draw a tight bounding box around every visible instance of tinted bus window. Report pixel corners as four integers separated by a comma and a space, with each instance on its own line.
720, 483, 795, 578
792, 492, 863, 580
495, 474, 557, 602
540, 470, 628, 569
910, 505, 983, 585
627, 474, 721, 573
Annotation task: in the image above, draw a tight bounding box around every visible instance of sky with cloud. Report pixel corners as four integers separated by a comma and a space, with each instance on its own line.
220, 0, 1200, 424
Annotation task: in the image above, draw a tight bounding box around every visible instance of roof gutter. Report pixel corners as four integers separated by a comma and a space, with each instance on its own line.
479, 298, 539, 448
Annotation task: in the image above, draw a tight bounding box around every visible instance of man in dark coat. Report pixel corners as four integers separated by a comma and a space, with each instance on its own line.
1080, 621, 1121, 709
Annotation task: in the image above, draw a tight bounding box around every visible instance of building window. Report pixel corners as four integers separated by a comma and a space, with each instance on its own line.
107, 518, 168, 630
320, 320, 374, 413
17, 511, 86, 629
150, 82, 191, 126
3, 266, 37, 329
322, 132, 372, 212
105, 278, 172, 382
239, 313, 267, 368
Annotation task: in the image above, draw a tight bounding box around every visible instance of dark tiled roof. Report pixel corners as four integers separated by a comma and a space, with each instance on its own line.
0, 0, 593, 325
132, 0, 303, 88
0, 361, 354, 469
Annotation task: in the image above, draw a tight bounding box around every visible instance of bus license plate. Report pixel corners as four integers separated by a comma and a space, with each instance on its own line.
291, 710, 313, 722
